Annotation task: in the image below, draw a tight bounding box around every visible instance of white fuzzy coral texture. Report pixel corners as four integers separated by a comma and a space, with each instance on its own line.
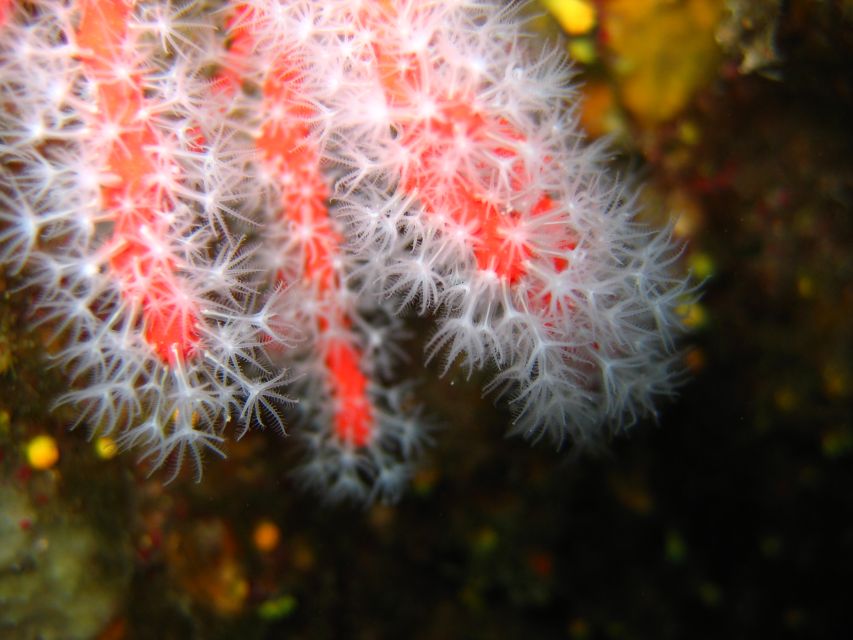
0, 0, 690, 500
246, 0, 691, 446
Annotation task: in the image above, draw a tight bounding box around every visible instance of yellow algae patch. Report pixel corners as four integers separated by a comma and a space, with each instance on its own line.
579, 81, 624, 139
677, 300, 707, 330
542, 0, 598, 35
26, 434, 59, 470
258, 594, 297, 621
603, 0, 724, 124
688, 252, 715, 282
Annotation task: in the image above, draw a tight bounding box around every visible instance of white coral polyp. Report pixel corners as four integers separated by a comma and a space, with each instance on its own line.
0, 0, 692, 501
250, 0, 692, 451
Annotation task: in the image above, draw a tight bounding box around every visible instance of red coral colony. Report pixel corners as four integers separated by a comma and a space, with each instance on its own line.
0, 0, 689, 503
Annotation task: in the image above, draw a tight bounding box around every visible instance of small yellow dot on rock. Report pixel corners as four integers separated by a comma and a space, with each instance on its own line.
677, 301, 707, 329
796, 275, 814, 298
544, 0, 597, 36
678, 120, 701, 145
26, 435, 59, 470
95, 436, 119, 460
567, 37, 597, 64
689, 252, 715, 281
253, 519, 281, 553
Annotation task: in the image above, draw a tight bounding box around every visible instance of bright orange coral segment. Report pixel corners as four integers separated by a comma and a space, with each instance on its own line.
326, 341, 373, 447
230, 6, 376, 447
365, 6, 567, 287
76, 0, 202, 364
